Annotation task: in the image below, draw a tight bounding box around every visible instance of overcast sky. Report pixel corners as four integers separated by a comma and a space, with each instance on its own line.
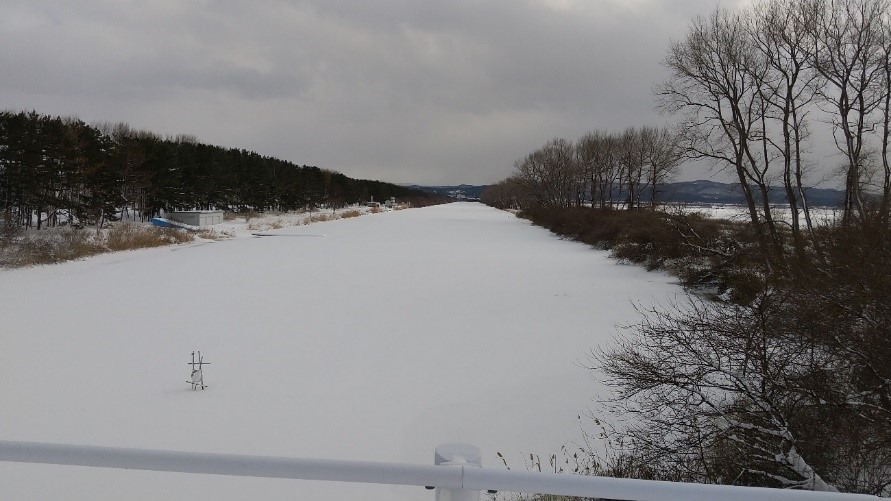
1, 0, 749, 186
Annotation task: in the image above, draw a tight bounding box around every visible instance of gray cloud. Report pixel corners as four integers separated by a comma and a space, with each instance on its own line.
1, 0, 741, 184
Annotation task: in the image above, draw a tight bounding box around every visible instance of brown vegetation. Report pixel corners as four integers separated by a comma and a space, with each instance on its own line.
1, 224, 194, 268
339, 209, 362, 218
303, 214, 331, 224
2, 228, 106, 267
106, 223, 193, 251
520, 207, 762, 298
517, 203, 891, 494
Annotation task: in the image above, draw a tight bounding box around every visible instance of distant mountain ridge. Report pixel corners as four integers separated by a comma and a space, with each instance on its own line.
402, 184, 488, 200
408, 181, 845, 207
657, 180, 844, 207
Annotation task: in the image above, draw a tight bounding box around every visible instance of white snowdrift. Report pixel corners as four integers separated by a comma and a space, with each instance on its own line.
0, 202, 680, 500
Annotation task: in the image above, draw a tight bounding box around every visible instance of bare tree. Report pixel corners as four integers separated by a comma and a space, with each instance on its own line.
617, 127, 646, 210
481, 175, 528, 210
595, 216, 891, 494
659, 7, 781, 266
878, 11, 891, 220
640, 125, 684, 206
597, 295, 844, 492
750, 0, 823, 255
806, 0, 888, 222
514, 138, 578, 207
577, 131, 624, 209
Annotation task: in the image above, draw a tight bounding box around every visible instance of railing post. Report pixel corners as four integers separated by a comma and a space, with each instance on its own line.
434, 444, 481, 501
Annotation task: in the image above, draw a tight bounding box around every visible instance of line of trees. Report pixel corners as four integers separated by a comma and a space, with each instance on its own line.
660, 0, 891, 265
487, 0, 891, 269
594, 0, 891, 493
0, 110, 437, 229
481, 126, 683, 211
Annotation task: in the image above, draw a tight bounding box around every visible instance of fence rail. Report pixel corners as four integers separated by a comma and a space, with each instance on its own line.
0, 440, 878, 501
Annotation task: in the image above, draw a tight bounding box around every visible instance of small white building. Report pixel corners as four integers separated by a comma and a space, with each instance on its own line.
167, 210, 224, 227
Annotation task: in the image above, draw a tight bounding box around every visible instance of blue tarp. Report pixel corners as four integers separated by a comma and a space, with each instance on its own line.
150, 218, 198, 231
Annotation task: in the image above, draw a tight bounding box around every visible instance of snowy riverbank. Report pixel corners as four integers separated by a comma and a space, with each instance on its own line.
1, 202, 681, 500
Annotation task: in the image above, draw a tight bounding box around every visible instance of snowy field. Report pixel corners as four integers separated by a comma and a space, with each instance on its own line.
674, 204, 843, 226
1, 202, 680, 500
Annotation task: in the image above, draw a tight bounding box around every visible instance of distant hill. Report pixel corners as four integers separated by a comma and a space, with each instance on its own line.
411, 180, 845, 206
656, 180, 844, 207
403, 184, 489, 200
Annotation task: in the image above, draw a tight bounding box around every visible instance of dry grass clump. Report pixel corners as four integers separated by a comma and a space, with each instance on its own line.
106, 223, 193, 251
339, 210, 362, 219
369, 206, 383, 214
5, 238, 56, 267
1, 223, 21, 242
0, 224, 21, 256
1, 222, 196, 268
304, 214, 332, 224
1, 228, 105, 267
197, 228, 230, 240
248, 218, 288, 231
62, 229, 107, 259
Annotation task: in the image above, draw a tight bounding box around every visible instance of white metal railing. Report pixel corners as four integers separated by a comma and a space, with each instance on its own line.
0, 440, 879, 501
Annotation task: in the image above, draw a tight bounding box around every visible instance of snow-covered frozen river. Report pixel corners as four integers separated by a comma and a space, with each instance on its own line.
0, 202, 680, 500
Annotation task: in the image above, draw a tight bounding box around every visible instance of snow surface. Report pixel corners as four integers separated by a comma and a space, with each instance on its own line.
0, 202, 680, 500
679, 204, 842, 226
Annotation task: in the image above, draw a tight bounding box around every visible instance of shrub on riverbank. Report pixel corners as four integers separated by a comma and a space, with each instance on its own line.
518, 206, 761, 297
517, 205, 891, 494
